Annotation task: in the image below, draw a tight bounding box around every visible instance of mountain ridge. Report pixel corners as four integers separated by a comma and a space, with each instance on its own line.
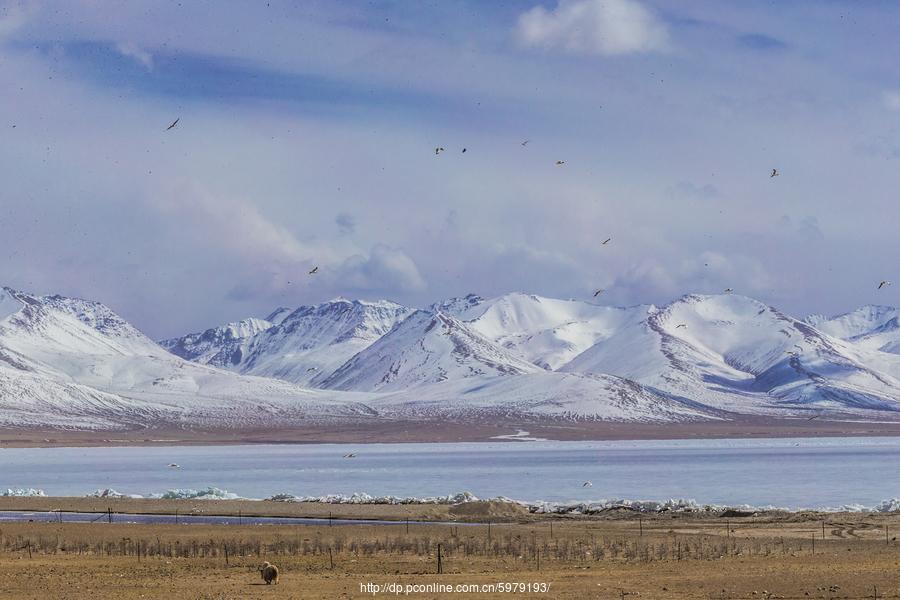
4, 285, 900, 432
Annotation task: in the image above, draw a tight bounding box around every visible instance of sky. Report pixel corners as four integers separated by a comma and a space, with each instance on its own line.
1, 0, 900, 339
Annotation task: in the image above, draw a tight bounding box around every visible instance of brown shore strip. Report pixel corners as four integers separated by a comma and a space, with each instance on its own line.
3, 416, 900, 447
0, 497, 897, 525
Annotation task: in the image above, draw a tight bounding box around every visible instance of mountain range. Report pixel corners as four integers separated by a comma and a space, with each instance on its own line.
3, 285, 900, 433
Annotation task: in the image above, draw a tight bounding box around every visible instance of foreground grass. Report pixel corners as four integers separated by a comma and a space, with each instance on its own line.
1, 511, 900, 599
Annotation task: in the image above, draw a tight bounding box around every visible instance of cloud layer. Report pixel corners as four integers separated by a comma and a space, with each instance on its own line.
1, 1, 899, 337
516, 0, 669, 56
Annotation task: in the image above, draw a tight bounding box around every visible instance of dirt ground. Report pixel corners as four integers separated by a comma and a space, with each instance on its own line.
0, 502, 899, 599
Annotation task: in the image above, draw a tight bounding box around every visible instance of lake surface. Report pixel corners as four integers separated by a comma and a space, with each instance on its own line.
2, 437, 899, 510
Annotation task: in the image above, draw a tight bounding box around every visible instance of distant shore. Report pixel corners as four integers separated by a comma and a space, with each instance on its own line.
3, 416, 900, 448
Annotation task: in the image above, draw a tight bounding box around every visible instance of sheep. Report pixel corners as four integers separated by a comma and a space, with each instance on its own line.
258, 561, 279, 585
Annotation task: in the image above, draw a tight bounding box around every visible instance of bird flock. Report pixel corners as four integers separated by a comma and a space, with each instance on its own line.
163, 118, 893, 299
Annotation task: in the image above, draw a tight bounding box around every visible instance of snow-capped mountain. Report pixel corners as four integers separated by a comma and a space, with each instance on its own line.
439, 292, 651, 370
562, 294, 900, 415
241, 298, 415, 385
164, 298, 414, 385
321, 310, 542, 391
0, 287, 375, 430
4, 284, 900, 433
159, 317, 275, 367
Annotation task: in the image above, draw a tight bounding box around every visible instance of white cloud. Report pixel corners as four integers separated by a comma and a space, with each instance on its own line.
149, 183, 312, 267
516, 0, 669, 56
337, 244, 426, 294
115, 42, 153, 70
605, 252, 773, 305
145, 184, 427, 300
883, 90, 900, 111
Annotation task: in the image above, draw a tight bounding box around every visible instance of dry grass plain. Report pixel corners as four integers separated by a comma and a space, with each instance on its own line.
0, 502, 899, 599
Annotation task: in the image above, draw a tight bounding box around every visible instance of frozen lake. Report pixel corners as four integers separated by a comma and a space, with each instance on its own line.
2, 437, 899, 510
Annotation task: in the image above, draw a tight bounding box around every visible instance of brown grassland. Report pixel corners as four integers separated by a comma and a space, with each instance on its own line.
0, 500, 898, 599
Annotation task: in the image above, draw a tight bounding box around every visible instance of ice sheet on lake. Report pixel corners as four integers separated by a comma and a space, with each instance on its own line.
266, 491, 483, 505
87, 488, 144, 499
152, 487, 242, 500
1, 488, 46, 497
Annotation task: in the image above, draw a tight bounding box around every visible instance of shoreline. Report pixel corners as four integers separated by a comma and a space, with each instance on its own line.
1, 496, 898, 521
0, 496, 897, 522
4, 416, 900, 448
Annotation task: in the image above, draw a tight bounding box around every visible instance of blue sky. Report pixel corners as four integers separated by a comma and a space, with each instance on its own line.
1, 0, 899, 337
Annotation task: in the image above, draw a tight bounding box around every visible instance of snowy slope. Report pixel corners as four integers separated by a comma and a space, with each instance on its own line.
441, 292, 651, 370
807, 306, 900, 354
321, 310, 543, 391
0, 288, 376, 430
563, 294, 900, 415
371, 372, 716, 422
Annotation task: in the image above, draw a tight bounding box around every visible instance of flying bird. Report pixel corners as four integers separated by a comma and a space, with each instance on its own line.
343, 453, 357, 458
168, 463, 180, 469
724, 288, 734, 293
462, 148, 467, 153
582, 481, 593, 487
676, 324, 687, 329
434, 147, 445, 155
807, 414, 821, 421
555, 160, 566, 165
601, 238, 611, 245
878, 280, 891, 290
785, 350, 797, 356
770, 168, 779, 178
307, 367, 317, 372
166, 118, 179, 131
521, 140, 530, 146
308, 266, 318, 275
593, 289, 604, 297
